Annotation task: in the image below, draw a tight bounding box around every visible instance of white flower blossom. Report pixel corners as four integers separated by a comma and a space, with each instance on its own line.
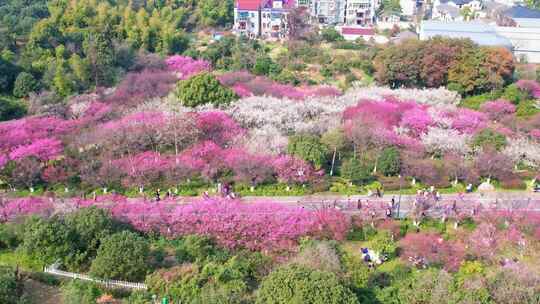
503, 137, 540, 169
421, 127, 472, 156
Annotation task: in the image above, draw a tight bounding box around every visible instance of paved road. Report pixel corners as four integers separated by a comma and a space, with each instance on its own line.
240, 192, 540, 214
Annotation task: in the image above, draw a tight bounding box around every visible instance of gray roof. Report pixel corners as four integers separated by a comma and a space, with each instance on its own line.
436, 4, 460, 18
503, 6, 540, 19
420, 21, 513, 48
439, 0, 473, 5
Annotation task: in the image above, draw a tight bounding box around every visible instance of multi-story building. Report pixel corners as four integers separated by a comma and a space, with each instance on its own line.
344, 0, 378, 26
233, 0, 380, 38
312, 0, 346, 24
234, 0, 294, 39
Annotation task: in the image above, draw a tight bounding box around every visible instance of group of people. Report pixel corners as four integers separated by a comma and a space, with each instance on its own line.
154, 189, 176, 201
417, 186, 442, 201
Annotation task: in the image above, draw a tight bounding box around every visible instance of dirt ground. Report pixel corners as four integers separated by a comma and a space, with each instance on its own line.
23, 279, 63, 304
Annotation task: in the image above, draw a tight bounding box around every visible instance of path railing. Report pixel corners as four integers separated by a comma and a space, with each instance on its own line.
44, 262, 147, 290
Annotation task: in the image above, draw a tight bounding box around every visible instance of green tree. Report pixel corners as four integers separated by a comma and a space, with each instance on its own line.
341, 157, 373, 185
0, 98, 26, 121
21, 217, 81, 268
321, 128, 346, 176
0, 58, 18, 94
0, 267, 22, 304
89, 231, 150, 281
175, 72, 237, 107
473, 129, 507, 151
256, 264, 359, 304
377, 147, 401, 176
13, 72, 38, 98
288, 135, 329, 170
196, 0, 234, 27
65, 207, 120, 266
85, 25, 116, 87
381, 0, 402, 15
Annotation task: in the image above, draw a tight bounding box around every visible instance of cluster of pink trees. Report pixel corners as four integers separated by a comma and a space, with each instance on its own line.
0, 197, 54, 221
218, 71, 341, 100
165, 55, 211, 79
516, 79, 540, 98
67, 197, 349, 253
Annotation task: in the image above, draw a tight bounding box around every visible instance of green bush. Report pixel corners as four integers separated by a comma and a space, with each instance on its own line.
321, 27, 344, 42
61, 280, 102, 304
502, 83, 530, 105
516, 100, 540, 117
256, 264, 359, 304
0, 266, 22, 304
13, 72, 38, 98
459, 91, 501, 110
472, 129, 507, 151
368, 231, 398, 259
175, 72, 237, 107
0, 98, 26, 122
234, 183, 309, 196
175, 235, 228, 264
90, 231, 150, 281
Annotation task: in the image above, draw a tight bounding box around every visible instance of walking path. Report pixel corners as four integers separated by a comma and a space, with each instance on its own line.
44, 262, 147, 290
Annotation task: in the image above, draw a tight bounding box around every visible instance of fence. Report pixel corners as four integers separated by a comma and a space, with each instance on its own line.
44, 263, 147, 290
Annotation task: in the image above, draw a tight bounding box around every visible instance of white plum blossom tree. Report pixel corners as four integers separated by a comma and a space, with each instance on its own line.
421, 127, 472, 156
502, 137, 540, 169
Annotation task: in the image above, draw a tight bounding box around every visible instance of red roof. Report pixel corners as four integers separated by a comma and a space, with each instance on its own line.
341, 27, 375, 36
237, 0, 266, 10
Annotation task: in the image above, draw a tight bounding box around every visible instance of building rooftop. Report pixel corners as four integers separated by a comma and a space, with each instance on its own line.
236, 0, 296, 10
420, 21, 513, 47
341, 27, 375, 35
503, 6, 540, 19
436, 4, 460, 18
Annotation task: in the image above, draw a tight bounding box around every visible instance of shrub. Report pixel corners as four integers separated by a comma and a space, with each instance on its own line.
255, 264, 359, 304
502, 83, 530, 104
0, 98, 26, 122
0, 266, 22, 304
499, 176, 527, 190
89, 231, 150, 281
175, 72, 237, 107
473, 129, 507, 151
321, 27, 344, 42
516, 100, 540, 117
378, 147, 401, 176
369, 231, 398, 258
61, 280, 102, 304
13, 72, 38, 98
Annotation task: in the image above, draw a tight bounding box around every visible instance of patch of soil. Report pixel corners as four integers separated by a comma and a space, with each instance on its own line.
23, 279, 63, 304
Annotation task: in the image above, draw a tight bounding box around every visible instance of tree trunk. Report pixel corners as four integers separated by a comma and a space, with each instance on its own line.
330, 147, 337, 176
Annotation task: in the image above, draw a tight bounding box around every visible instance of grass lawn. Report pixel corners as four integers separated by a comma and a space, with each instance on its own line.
0, 249, 42, 272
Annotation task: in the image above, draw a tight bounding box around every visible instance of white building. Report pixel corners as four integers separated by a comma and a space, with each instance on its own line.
312, 0, 346, 24
345, 0, 379, 26
234, 0, 294, 39
419, 20, 540, 63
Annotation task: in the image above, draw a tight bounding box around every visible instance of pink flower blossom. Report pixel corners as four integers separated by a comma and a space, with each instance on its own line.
165, 56, 211, 80
480, 99, 516, 121
9, 138, 63, 161
0, 197, 53, 221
